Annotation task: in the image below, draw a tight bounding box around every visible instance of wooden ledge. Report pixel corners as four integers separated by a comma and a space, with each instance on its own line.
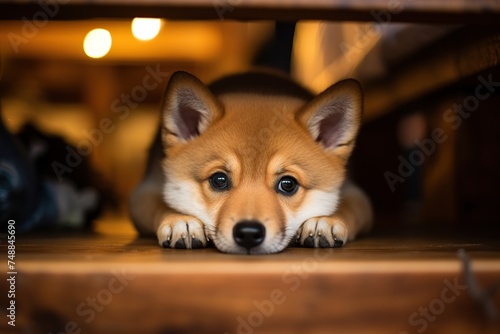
3, 226, 499, 333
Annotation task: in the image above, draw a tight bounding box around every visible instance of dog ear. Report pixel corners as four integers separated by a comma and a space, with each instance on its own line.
162, 71, 222, 145
298, 79, 362, 153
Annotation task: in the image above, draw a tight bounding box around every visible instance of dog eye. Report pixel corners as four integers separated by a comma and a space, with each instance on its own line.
209, 172, 231, 191
276, 176, 299, 196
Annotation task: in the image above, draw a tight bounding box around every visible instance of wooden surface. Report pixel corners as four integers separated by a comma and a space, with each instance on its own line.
1, 223, 500, 333
1, 0, 500, 22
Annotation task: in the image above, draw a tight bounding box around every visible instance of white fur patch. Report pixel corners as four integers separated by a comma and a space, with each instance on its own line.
163, 177, 215, 232
284, 189, 340, 242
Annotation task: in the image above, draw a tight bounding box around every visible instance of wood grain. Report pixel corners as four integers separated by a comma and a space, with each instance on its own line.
1, 227, 499, 333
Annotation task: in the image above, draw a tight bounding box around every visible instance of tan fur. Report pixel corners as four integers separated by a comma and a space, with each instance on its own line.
130, 71, 372, 254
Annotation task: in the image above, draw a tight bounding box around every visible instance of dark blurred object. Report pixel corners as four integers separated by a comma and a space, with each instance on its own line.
254, 22, 296, 74
0, 115, 57, 232
16, 123, 117, 228
0, 112, 112, 232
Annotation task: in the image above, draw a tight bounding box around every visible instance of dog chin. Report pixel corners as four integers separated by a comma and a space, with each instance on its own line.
214, 233, 290, 255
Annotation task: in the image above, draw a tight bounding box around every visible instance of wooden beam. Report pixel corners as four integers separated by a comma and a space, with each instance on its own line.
1, 0, 500, 22
363, 26, 500, 122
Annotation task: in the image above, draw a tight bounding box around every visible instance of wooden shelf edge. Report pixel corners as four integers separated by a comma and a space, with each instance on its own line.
15, 257, 500, 275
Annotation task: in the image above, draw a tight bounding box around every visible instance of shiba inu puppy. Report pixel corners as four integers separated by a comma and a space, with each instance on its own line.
130, 71, 372, 254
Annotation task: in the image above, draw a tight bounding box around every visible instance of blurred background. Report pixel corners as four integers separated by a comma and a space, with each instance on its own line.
1, 17, 499, 235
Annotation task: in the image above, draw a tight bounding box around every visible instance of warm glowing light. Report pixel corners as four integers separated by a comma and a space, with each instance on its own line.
83, 28, 112, 58
132, 18, 162, 41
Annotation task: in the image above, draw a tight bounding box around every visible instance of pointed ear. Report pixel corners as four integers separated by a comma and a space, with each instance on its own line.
298, 79, 362, 153
162, 71, 222, 145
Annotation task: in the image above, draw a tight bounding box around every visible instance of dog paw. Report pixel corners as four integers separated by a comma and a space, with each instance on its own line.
295, 216, 348, 248
157, 214, 208, 249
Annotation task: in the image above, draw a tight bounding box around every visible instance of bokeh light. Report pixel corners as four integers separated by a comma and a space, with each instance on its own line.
131, 18, 162, 41
83, 28, 112, 58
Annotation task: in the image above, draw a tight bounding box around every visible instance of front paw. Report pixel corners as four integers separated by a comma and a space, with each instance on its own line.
295, 216, 348, 248
157, 214, 208, 249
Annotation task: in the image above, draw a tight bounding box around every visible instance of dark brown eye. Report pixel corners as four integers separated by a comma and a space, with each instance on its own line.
209, 172, 230, 191
276, 176, 299, 196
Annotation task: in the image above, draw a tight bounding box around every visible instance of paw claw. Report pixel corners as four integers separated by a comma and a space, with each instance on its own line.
191, 238, 203, 249
206, 238, 215, 248
303, 236, 315, 248
174, 238, 186, 249
296, 216, 348, 248
319, 235, 330, 248
157, 215, 207, 249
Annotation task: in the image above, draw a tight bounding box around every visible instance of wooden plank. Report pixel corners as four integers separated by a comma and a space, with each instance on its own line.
1, 0, 500, 22
1, 230, 500, 333
10, 270, 500, 334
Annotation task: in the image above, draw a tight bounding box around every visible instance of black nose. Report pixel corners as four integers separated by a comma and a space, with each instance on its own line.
233, 220, 266, 250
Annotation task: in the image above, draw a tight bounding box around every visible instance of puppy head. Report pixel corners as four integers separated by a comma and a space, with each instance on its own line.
161, 71, 362, 254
